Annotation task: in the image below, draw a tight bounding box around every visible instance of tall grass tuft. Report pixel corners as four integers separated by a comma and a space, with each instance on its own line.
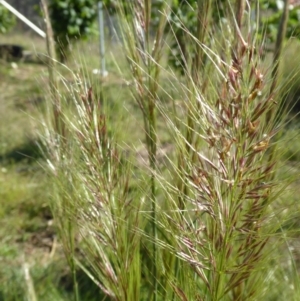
41, 0, 299, 300
157, 6, 288, 301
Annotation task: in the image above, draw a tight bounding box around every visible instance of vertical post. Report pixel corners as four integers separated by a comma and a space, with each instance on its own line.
98, 1, 108, 76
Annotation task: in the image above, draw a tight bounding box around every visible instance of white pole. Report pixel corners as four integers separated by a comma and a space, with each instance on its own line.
0, 0, 46, 38
98, 1, 108, 76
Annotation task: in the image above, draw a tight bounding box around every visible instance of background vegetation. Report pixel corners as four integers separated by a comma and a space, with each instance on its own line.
0, 5, 16, 33
48, 0, 98, 62
1, 0, 300, 300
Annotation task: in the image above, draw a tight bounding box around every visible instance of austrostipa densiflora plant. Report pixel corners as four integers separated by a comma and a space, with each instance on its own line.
42, 2, 145, 301
44, 83, 145, 300
117, 1, 170, 300
41, 0, 300, 300
154, 1, 299, 300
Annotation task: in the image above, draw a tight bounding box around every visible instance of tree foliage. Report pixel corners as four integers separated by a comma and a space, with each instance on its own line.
260, 0, 300, 43
48, 0, 97, 62
0, 5, 16, 34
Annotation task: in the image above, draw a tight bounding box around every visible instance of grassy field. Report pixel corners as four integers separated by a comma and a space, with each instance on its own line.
0, 33, 63, 301
0, 32, 176, 300
0, 33, 123, 300
1, 25, 300, 300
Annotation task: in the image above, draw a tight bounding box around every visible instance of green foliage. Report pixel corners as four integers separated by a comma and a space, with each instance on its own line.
0, 5, 16, 34
258, 0, 300, 44
48, 0, 97, 61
